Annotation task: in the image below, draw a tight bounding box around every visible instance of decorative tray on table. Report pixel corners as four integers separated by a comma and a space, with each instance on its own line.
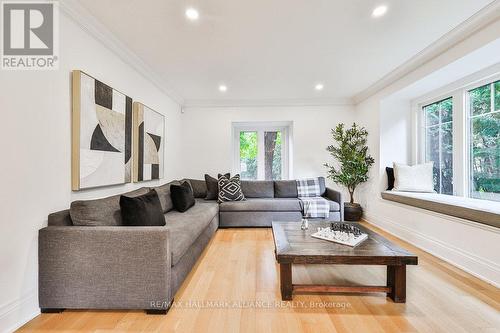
311, 223, 368, 247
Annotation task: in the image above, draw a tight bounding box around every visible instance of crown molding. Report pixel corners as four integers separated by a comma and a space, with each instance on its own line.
353, 1, 500, 105
183, 97, 354, 108
59, 0, 185, 105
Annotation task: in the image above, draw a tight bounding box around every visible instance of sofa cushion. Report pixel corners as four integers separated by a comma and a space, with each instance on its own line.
120, 189, 166, 226
241, 181, 274, 198
184, 179, 207, 198
327, 199, 341, 212
70, 187, 149, 226
219, 198, 302, 212
165, 201, 219, 266
274, 180, 298, 198
152, 181, 179, 213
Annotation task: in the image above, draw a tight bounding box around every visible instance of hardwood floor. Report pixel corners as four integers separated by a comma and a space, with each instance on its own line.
19, 222, 500, 333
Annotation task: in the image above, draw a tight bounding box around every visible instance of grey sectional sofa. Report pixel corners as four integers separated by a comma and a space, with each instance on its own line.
39, 177, 341, 314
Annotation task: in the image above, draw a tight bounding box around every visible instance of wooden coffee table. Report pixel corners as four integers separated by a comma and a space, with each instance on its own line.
272, 221, 418, 303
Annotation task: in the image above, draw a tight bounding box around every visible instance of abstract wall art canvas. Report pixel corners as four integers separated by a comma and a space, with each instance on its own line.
133, 102, 165, 182
72, 70, 132, 190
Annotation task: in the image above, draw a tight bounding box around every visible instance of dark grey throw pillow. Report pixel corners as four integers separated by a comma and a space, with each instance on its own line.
171, 181, 196, 212
386, 167, 395, 190
119, 189, 165, 226
205, 173, 230, 200
218, 174, 245, 203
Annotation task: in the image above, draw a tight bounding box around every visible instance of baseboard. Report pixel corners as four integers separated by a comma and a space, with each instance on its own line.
0, 290, 40, 333
363, 213, 500, 288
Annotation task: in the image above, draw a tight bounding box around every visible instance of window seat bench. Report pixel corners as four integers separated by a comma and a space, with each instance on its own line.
381, 191, 500, 229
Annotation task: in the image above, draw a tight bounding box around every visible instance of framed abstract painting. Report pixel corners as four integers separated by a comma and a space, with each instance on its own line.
132, 102, 165, 182
71, 70, 132, 190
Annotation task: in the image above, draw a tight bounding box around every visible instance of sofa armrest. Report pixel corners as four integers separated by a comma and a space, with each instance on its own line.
324, 187, 343, 221
39, 226, 172, 310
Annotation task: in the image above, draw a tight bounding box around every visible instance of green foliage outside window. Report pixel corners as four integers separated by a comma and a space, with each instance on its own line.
240, 132, 257, 180
469, 82, 500, 201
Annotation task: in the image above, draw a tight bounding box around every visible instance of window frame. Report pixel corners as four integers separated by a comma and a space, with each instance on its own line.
421, 97, 454, 194
466, 77, 500, 201
412, 69, 500, 201
231, 121, 292, 180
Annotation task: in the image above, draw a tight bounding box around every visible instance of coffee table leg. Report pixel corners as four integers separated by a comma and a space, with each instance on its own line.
387, 265, 406, 303
280, 263, 293, 301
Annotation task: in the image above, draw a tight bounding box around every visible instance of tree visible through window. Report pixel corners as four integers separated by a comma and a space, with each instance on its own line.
264, 131, 282, 180
468, 81, 500, 202
423, 98, 453, 194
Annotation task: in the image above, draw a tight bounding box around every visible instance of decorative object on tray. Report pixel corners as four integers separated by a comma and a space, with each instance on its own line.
71, 70, 133, 190
311, 222, 368, 247
324, 123, 374, 221
301, 201, 310, 230
133, 102, 165, 182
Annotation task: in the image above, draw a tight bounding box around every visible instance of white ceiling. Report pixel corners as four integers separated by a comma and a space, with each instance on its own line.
76, 0, 495, 104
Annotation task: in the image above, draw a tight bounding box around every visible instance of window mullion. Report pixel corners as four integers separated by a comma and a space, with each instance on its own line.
257, 130, 265, 180
438, 102, 443, 194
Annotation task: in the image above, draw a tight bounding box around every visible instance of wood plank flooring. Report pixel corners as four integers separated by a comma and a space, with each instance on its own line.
18, 222, 500, 333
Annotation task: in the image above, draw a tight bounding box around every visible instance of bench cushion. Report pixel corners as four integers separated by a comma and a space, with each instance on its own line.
165, 200, 219, 266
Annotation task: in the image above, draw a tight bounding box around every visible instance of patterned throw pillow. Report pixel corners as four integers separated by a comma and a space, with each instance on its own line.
218, 174, 245, 203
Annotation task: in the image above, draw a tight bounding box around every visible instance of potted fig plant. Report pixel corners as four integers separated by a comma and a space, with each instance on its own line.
325, 123, 374, 221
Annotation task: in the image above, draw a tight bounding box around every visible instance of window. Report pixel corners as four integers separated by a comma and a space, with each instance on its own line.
423, 98, 453, 194
233, 122, 291, 180
416, 73, 500, 203
468, 81, 500, 202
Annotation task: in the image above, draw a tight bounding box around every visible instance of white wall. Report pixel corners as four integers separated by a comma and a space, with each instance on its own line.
180, 105, 355, 190
355, 18, 500, 287
0, 13, 182, 333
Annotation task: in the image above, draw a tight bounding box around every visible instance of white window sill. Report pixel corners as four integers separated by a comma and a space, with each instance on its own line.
381, 191, 500, 229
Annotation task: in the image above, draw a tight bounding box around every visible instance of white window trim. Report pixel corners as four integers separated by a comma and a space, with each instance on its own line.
231, 121, 293, 180
412, 66, 500, 200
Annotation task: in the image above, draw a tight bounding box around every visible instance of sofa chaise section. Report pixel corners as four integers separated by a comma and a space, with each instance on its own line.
39, 225, 171, 312
39, 183, 218, 314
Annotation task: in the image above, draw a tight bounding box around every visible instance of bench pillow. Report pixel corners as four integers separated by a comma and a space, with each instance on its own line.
393, 162, 434, 193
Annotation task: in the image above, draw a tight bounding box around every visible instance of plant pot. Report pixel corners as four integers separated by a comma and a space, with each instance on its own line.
344, 203, 363, 221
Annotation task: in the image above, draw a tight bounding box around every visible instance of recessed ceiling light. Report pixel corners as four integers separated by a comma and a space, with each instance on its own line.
372, 5, 388, 18
219, 85, 228, 92
315, 83, 324, 91
185, 7, 199, 21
